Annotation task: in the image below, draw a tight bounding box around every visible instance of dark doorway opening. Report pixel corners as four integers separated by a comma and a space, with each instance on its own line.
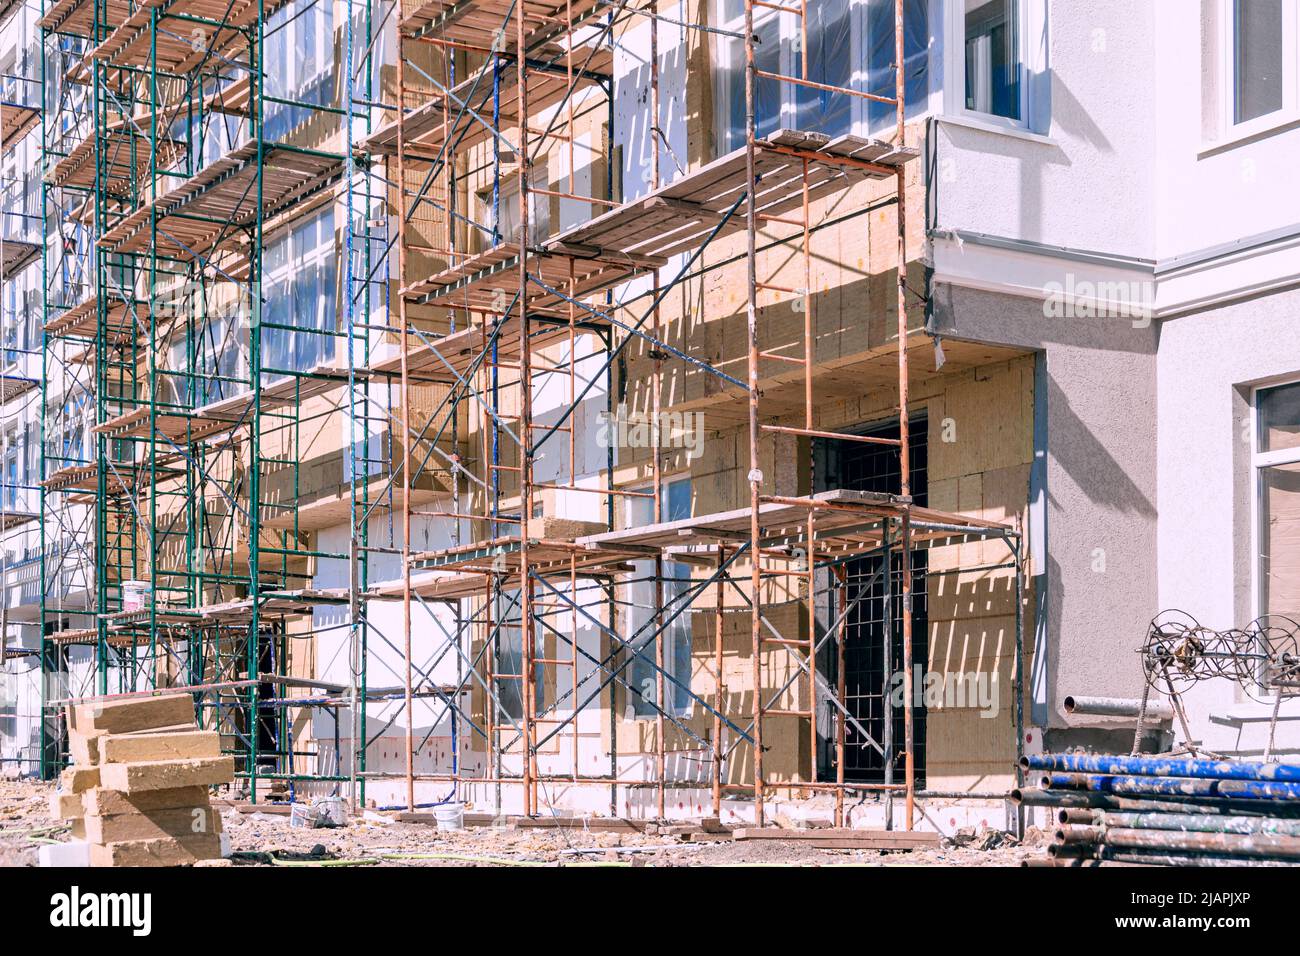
231, 627, 283, 774
815, 416, 927, 786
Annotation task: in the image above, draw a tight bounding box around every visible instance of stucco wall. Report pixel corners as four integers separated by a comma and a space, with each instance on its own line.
929, 283, 1158, 731
1157, 289, 1300, 757
1152, 3, 1300, 261
932, 0, 1157, 258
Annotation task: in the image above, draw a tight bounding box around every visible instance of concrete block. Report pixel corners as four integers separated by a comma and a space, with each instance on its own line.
99, 731, 220, 764
38, 840, 91, 868
89, 832, 223, 868
97, 756, 235, 794
73, 693, 196, 735
83, 806, 222, 844
59, 766, 100, 793
81, 785, 211, 816
68, 731, 104, 766
49, 790, 84, 820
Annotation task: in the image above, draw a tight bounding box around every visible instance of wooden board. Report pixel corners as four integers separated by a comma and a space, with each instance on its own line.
732, 827, 940, 849
405, 242, 659, 318
38, 0, 135, 36
401, 0, 606, 53
49, 627, 137, 648
411, 533, 643, 577
176, 588, 352, 625
0, 102, 39, 149
262, 472, 450, 532
367, 567, 493, 602
91, 0, 294, 75
0, 510, 38, 532
41, 461, 183, 494
43, 294, 139, 343
93, 407, 240, 445
400, 135, 910, 319
0, 239, 39, 281
47, 121, 184, 194
578, 489, 1011, 560
364, 46, 612, 159
204, 75, 252, 117
0, 374, 38, 402
192, 365, 365, 423
409, 491, 1010, 579
366, 312, 611, 383
98, 143, 344, 261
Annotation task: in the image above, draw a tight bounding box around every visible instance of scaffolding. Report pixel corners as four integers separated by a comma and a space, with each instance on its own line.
0, 0, 45, 775
35, 0, 392, 798
362, 0, 1026, 830
26, 0, 1026, 831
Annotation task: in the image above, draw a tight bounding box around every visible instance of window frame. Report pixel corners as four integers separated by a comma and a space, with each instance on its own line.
624, 475, 694, 720
493, 586, 543, 722
263, 0, 336, 141
713, 0, 911, 152
943, 0, 1037, 133
1218, 0, 1300, 140
261, 205, 338, 376
1251, 378, 1300, 630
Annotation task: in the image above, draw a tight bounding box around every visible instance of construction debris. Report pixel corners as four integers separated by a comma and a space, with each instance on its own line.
45, 693, 233, 867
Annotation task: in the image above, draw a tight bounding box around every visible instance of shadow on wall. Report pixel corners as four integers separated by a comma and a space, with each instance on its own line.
1045, 373, 1154, 518
616, 14, 693, 197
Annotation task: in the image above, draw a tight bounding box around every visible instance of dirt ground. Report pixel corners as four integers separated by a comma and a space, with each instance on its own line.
0, 777, 1037, 867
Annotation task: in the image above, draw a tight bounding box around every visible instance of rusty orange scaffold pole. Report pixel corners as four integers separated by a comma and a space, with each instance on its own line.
396, 37, 416, 814
894, 0, 915, 831
515, 0, 537, 818
743, 0, 765, 829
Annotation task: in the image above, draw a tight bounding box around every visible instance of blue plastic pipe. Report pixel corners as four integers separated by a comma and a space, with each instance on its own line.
1023, 752, 1300, 784
1040, 772, 1300, 802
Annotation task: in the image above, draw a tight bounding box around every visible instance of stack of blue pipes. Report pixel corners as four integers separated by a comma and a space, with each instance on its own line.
1014, 753, 1300, 867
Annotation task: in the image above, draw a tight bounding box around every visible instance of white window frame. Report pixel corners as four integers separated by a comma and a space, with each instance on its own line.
264, 0, 336, 137
262, 206, 338, 375
1218, 0, 1300, 140
943, 0, 1044, 134
1250, 378, 1300, 628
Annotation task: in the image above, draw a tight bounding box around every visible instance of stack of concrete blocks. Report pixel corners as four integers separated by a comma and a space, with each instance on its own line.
48, 692, 235, 866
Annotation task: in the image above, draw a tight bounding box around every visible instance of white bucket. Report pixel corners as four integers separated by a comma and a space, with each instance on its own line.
433, 802, 464, 831
122, 580, 152, 612
312, 795, 347, 828
289, 802, 315, 829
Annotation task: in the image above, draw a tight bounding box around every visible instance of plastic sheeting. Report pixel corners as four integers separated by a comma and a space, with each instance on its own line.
717, 0, 934, 149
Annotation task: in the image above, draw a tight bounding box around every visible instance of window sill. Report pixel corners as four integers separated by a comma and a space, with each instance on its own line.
937, 113, 1057, 147
1199, 112, 1300, 159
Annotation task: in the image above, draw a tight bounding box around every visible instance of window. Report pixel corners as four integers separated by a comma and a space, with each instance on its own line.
1257, 382, 1300, 630
713, 0, 931, 153
963, 0, 1021, 120
264, 0, 336, 142
2, 433, 18, 511
1222, 0, 1298, 133
943, 0, 1045, 132
262, 208, 337, 375
626, 477, 693, 718
476, 167, 551, 250
172, 304, 248, 408
494, 588, 544, 721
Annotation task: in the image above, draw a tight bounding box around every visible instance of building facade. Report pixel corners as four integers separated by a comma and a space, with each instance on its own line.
0, 0, 1296, 832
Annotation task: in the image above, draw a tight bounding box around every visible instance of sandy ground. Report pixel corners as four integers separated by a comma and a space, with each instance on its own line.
0, 777, 1037, 867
